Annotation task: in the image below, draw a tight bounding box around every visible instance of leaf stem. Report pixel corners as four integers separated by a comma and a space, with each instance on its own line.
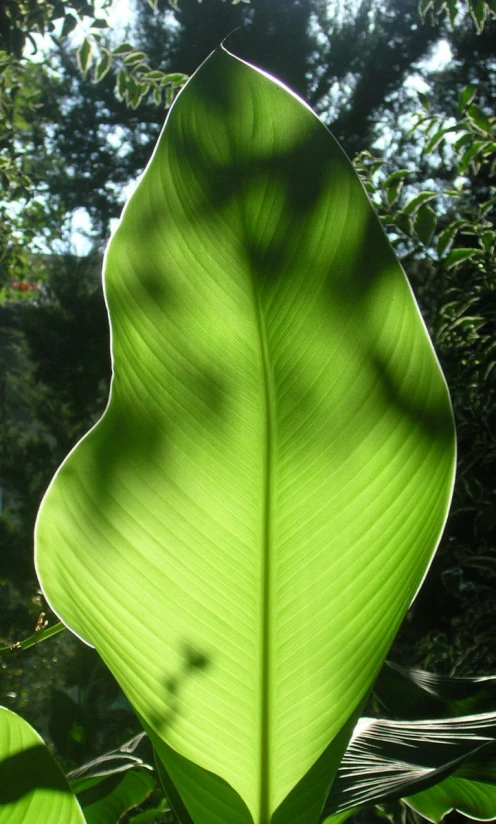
0, 621, 66, 654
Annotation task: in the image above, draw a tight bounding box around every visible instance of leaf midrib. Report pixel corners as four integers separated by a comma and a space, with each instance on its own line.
253, 273, 274, 824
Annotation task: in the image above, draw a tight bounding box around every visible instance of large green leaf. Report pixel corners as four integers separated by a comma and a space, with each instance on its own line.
35, 46, 455, 823
0, 706, 86, 823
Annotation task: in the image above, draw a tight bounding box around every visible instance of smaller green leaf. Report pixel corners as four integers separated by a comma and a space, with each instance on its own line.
129, 805, 169, 824
132, 82, 150, 109
161, 72, 188, 86
152, 85, 162, 106
467, 103, 494, 134
468, 0, 488, 32
407, 113, 436, 137
90, 18, 109, 30
77, 38, 93, 74
112, 42, 135, 55
117, 69, 127, 98
406, 771, 496, 822
449, 314, 485, 332
480, 197, 496, 218
458, 140, 488, 173
61, 13, 78, 38
119, 75, 146, 108
446, 0, 458, 24
444, 247, 484, 269
458, 83, 477, 111
75, 769, 155, 824
386, 179, 403, 206
123, 51, 148, 66
141, 70, 166, 80
370, 159, 386, 175
380, 215, 396, 228
453, 131, 473, 151
145, 0, 159, 8
0, 707, 85, 823
322, 810, 358, 824
424, 125, 457, 154
403, 191, 439, 215
393, 212, 414, 236
418, 91, 430, 110
437, 223, 462, 258
484, 361, 496, 381
94, 51, 111, 83
383, 169, 411, 187
415, 203, 437, 246
418, 0, 434, 16
480, 231, 495, 253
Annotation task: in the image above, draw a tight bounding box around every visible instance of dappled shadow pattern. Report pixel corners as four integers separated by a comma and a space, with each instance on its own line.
0, 744, 72, 803
149, 642, 211, 732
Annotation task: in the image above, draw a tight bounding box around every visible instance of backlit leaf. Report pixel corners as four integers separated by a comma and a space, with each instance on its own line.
414, 203, 437, 246
437, 223, 461, 258
61, 14, 78, 38
161, 72, 188, 86
458, 141, 488, 173
418, 91, 430, 110
36, 47, 455, 824
0, 707, 85, 824
444, 247, 484, 269
91, 18, 109, 30
468, 0, 488, 32
418, 0, 434, 16
386, 179, 403, 206
446, 0, 458, 25
94, 51, 111, 83
424, 126, 456, 155
403, 191, 439, 215
467, 103, 493, 135
77, 39, 93, 74
112, 43, 135, 56
458, 84, 477, 111
123, 51, 148, 66
383, 170, 411, 187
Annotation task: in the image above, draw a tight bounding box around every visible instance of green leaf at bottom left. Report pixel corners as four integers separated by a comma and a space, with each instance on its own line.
0, 706, 86, 824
